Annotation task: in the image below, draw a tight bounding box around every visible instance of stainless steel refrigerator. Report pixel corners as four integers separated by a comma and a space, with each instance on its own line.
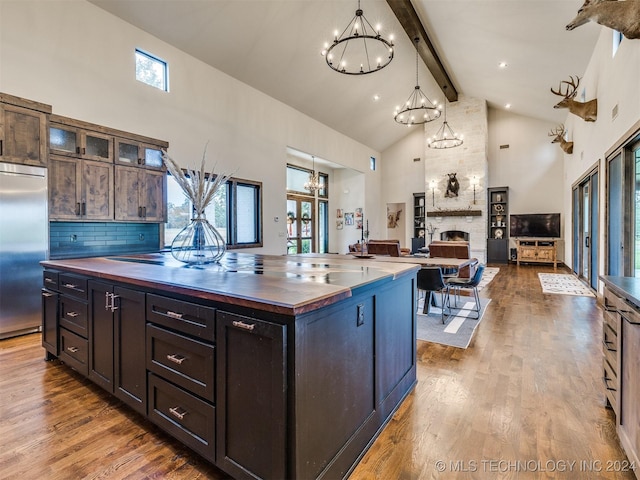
0, 162, 48, 339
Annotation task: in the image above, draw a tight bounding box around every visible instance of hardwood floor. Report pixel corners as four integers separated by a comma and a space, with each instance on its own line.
0, 264, 635, 479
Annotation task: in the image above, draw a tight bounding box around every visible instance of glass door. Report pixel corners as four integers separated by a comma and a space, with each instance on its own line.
572, 166, 599, 289
287, 195, 315, 254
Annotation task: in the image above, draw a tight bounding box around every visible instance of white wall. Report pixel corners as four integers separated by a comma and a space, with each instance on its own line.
563, 28, 640, 279
488, 108, 565, 259
0, 0, 383, 254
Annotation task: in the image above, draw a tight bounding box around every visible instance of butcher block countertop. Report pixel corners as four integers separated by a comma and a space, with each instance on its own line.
42, 252, 419, 316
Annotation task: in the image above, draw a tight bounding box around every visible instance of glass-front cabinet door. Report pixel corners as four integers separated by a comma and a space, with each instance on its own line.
115, 138, 164, 169
50, 125, 112, 162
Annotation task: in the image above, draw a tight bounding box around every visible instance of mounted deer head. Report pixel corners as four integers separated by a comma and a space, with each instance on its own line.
549, 124, 574, 154
551, 76, 597, 122
566, 0, 640, 40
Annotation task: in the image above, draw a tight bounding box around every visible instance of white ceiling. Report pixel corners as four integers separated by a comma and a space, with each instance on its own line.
88, 0, 601, 153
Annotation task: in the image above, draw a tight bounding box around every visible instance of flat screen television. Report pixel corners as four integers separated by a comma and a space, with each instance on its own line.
510, 213, 561, 238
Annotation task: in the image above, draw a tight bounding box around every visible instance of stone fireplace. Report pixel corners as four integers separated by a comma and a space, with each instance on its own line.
423, 95, 488, 262
440, 230, 469, 241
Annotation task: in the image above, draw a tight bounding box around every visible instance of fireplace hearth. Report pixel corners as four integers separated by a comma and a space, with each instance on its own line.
440, 230, 469, 241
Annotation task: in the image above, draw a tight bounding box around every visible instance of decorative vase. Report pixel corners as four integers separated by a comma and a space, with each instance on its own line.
171, 213, 226, 265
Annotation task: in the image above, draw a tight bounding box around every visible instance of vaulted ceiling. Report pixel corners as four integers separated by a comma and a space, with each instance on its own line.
88, 0, 600, 152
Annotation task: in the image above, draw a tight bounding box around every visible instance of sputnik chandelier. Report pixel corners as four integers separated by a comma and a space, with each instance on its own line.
304, 156, 322, 193
321, 0, 394, 75
427, 98, 463, 149
394, 38, 440, 126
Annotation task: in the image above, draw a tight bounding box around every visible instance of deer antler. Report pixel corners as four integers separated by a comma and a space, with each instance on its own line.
551, 76, 580, 98
548, 125, 566, 137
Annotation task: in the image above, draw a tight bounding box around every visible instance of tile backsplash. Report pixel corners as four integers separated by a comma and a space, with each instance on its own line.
50, 222, 161, 259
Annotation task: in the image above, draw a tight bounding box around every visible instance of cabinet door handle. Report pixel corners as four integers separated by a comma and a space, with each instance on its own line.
45, 277, 55, 284
63, 283, 78, 289
138, 206, 143, 217
169, 406, 187, 420
42, 292, 53, 298
138, 158, 143, 165
66, 311, 79, 318
167, 353, 186, 365
76, 146, 81, 154
142, 206, 146, 217
166, 311, 183, 319
232, 320, 255, 331
76, 202, 81, 216
81, 202, 86, 215
67, 346, 79, 353
0, 140, 3, 156
81, 147, 86, 155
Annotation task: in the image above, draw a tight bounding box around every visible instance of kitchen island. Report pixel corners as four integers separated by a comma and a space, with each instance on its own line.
41, 252, 419, 480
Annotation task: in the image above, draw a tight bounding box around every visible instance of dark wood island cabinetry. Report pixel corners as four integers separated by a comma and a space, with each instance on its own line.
42, 252, 419, 480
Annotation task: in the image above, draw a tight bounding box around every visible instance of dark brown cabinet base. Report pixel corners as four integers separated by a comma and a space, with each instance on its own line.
42, 257, 417, 480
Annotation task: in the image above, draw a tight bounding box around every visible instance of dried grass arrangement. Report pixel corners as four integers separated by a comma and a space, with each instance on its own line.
162, 145, 235, 264
162, 145, 234, 215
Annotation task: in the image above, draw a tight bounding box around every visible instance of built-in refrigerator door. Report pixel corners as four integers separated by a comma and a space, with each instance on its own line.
0, 162, 48, 338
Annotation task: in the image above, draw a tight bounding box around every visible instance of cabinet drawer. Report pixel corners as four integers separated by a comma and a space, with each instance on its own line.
604, 287, 624, 313
618, 302, 640, 326
603, 308, 618, 334
603, 322, 617, 371
59, 296, 88, 338
147, 294, 216, 341
148, 373, 215, 462
59, 328, 88, 376
43, 270, 59, 290
59, 273, 88, 300
603, 358, 618, 415
147, 324, 215, 402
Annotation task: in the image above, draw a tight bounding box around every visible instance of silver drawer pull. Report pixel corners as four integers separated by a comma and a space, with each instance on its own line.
42, 292, 53, 298
66, 311, 79, 318
166, 311, 183, 319
232, 320, 255, 331
169, 406, 187, 420
67, 346, 79, 353
167, 353, 186, 365
45, 278, 55, 283
63, 283, 77, 289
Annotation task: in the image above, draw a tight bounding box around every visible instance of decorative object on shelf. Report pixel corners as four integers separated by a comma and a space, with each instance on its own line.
549, 124, 574, 154
394, 38, 440, 126
427, 93, 463, 149
304, 156, 322, 193
445, 173, 460, 198
162, 145, 234, 265
496, 194, 502, 202
321, 0, 394, 75
494, 203, 504, 213
550, 76, 597, 122
566, 0, 640, 40
425, 222, 438, 243
495, 228, 503, 239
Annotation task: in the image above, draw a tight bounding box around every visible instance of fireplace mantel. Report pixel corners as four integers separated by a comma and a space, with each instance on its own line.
427, 210, 482, 217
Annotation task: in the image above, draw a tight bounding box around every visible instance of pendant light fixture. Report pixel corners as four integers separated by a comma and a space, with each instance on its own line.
321, 0, 394, 75
394, 38, 440, 126
427, 95, 463, 149
304, 156, 322, 193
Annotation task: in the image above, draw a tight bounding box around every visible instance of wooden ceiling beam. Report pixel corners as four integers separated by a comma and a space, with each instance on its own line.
386, 0, 458, 102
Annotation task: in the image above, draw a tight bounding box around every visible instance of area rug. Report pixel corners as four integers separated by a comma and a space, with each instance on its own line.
477, 267, 499, 291
538, 273, 595, 297
416, 297, 491, 348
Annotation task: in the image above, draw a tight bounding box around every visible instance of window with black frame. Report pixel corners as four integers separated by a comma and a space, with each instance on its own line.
165, 173, 262, 249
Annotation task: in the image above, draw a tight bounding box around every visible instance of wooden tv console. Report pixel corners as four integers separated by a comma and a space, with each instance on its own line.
516, 238, 558, 269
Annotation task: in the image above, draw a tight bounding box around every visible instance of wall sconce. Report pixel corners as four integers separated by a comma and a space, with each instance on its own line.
471, 176, 479, 204
429, 179, 437, 206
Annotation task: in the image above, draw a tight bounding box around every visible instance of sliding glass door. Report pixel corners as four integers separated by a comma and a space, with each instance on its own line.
572, 167, 599, 289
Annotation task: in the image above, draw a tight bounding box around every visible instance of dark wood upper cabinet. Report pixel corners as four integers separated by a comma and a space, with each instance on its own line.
0, 93, 51, 167
50, 124, 113, 162
115, 166, 165, 222
115, 138, 164, 169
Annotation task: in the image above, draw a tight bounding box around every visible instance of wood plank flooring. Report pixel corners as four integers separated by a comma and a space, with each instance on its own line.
0, 264, 636, 479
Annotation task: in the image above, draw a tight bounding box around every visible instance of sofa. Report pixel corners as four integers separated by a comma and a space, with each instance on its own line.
428, 240, 478, 278
349, 240, 410, 257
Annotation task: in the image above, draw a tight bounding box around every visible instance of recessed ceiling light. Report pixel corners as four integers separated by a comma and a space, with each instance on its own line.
373, 94, 380, 101
498, 61, 508, 68
505, 103, 512, 109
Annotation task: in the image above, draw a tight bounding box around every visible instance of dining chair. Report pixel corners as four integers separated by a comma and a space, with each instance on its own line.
445, 264, 485, 319
416, 267, 451, 323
